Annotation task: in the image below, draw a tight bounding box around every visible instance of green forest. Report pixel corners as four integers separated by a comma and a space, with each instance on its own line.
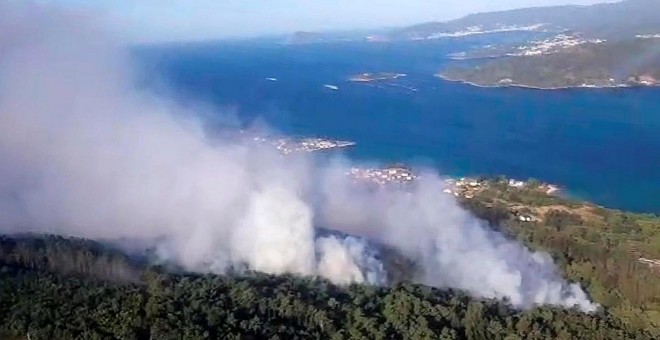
462, 179, 660, 334
0, 235, 651, 340
0, 181, 659, 339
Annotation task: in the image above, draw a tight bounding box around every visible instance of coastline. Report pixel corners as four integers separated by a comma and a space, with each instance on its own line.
435, 73, 660, 91
349, 73, 407, 83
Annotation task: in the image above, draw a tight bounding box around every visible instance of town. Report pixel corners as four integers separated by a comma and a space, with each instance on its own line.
346, 165, 418, 186
442, 177, 559, 198
510, 34, 606, 57
416, 23, 548, 40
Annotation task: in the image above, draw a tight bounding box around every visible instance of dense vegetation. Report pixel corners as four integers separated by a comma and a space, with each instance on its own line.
440, 39, 660, 89
0, 236, 650, 340
461, 178, 660, 333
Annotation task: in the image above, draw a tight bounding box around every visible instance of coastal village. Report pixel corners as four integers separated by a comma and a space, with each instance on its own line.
510, 34, 606, 56
346, 165, 418, 185
411, 24, 548, 40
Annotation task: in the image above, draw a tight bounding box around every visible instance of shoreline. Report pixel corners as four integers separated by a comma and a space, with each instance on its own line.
349, 73, 407, 83
435, 74, 659, 91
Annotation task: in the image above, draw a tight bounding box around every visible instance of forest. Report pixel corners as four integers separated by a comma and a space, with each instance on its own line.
0, 236, 650, 340
461, 178, 660, 334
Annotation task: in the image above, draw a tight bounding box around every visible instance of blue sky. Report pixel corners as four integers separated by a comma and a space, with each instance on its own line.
50, 0, 611, 42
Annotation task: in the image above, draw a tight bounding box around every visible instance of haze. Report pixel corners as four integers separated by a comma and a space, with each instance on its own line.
52, 0, 613, 42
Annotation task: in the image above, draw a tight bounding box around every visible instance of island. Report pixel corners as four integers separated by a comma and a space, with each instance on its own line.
349, 72, 407, 82
252, 135, 356, 155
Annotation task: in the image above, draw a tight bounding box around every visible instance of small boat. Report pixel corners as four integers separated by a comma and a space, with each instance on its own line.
324, 84, 339, 90
266, 77, 278, 81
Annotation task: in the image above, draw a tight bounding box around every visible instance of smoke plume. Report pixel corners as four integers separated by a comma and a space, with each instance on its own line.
0, 2, 597, 312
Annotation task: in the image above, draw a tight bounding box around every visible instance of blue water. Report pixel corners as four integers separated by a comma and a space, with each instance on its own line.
138, 38, 660, 213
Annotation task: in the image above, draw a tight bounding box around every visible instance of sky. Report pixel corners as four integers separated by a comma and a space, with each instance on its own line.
48, 0, 612, 42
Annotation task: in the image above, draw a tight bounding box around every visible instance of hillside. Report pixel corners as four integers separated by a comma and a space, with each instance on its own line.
391, 0, 660, 41
282, 1, 660, 48
1, 180, 660, 338
455, 177, 660, 331
440, 38, 660, 89
427, 0, 660, 89
0, 237, 652, 339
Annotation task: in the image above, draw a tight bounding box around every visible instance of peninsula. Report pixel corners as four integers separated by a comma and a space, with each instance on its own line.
439, 37, 660, 89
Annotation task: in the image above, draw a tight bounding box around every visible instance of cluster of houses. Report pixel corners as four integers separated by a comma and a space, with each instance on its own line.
347, 165, 418, 186
419, 24, 547, 40
511, 34, 606, 56
442, 178, 484, 199
442, 177, 528, 199
441, 177, 539, 223
627, 74, 659, 87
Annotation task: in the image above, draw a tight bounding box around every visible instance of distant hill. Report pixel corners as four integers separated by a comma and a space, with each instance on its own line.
283, 1, 660, 45
391, 0, 660, 40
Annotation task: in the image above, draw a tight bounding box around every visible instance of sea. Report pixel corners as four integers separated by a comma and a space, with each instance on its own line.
136, 34, 660, 214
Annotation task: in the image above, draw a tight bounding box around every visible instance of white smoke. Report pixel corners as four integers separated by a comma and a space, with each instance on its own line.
0, 2, 597, 312
232, 184, 316, 276
317, 235, 387, 286
319, 174, 596, 310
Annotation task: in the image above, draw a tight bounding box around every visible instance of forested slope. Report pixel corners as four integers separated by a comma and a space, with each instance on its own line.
461, 178, 660, 332
440, 39, 660, 89
0, 221, 656, 339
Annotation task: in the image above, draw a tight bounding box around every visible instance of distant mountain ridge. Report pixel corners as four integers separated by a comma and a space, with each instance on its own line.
434, 0, 660, 89
284, 0, 660, 44
280, 0, 660, 90
391, 0, 660, 40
